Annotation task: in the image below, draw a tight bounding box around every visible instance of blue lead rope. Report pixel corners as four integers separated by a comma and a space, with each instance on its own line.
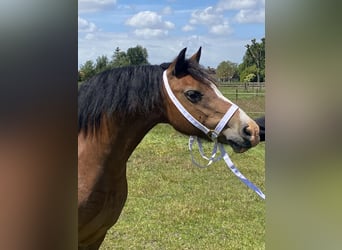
189, 136, 266, 200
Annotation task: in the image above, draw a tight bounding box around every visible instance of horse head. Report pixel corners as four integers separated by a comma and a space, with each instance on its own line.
163, 47, 260, 153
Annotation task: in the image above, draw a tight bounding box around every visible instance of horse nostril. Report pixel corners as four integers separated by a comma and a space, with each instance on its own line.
242, 126, 252, 137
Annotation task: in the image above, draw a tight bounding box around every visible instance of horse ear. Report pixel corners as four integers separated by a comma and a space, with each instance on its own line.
172, 47, 187, 76
190, 47, 202, 63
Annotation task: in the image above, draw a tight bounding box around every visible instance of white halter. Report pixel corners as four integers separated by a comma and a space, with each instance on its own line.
163, 70, 265, 200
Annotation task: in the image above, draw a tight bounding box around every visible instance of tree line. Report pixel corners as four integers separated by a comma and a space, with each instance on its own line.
216, 38, 265, 83
78, 38, 265, 83
78, 45, 149, 82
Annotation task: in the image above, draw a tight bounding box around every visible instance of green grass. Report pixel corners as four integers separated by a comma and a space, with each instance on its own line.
100, 125, 265, 249
100, 87, 265, 249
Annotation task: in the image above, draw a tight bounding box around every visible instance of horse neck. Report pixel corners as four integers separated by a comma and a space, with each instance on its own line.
78, 112, 166, 194
101, 112, 167, 163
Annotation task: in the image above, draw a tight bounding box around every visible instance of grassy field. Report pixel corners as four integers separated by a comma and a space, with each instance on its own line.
100, 87, 265, 250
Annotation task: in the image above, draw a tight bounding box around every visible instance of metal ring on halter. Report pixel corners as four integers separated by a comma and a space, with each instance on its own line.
207, 130, 219, 142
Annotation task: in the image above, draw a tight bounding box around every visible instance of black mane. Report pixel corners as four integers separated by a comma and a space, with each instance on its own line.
78, 61, 215, 134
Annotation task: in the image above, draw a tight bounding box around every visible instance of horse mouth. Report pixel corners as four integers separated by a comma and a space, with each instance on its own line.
228, 140, 249, 153
218, 136, 251, 153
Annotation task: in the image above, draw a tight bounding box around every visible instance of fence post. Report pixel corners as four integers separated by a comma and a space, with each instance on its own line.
235, 88, 238, 101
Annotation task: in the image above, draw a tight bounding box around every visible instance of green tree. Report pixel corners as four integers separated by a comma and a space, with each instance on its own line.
239, 38, 265, 82
95, 55, 109, 74
79, 60, 95, 81
78, 45, 151, 83
216, 60, 238, 82
244, 73, 256, 82
111, 47, 130, 67
239, 64, 257, 83
126, 45, 149, 65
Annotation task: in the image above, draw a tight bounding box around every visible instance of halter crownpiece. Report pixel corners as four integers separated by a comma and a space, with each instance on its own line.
163, 70, 265, 200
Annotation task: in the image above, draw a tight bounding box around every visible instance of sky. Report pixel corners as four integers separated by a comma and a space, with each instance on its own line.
78, 0, 265, 69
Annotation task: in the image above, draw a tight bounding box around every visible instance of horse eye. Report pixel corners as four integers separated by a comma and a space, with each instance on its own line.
185, 90, 203, 103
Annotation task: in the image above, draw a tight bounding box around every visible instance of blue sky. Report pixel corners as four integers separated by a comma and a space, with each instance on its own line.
78, 0, 265, 68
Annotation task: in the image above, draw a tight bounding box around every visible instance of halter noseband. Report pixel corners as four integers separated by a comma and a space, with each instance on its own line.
163, 70, 265, 200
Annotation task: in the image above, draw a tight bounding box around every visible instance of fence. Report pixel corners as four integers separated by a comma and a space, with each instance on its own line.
219, 81, 265, 88
218, 82, 265, 117
219, 82, 265, 98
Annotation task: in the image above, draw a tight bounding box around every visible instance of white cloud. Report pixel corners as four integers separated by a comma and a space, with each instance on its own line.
78, 16, 98, 33
161, 6, 173, 15
234, 8, 265, 23
126, 11, 174, 38
189, 6, 221, 25
182, 25, 194, 32
85, 33, 95, 40
164, 21, 175, 29
126, 11, 175, 29
179, 35, 209, 50
133, 28, 168, 38
186, 0, 265, 31
209, 22, 232, 35
79, 0, 117, 13
216, 0, 265, 23
186, 6, 233, 36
